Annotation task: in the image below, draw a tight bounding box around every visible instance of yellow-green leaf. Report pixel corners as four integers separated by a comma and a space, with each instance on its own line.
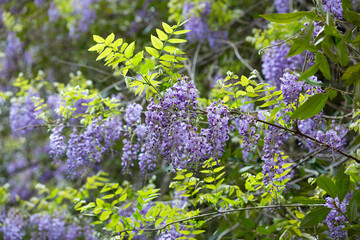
102, 194, 115, 199
145, 47, 160, 58
119, 193, 127, 202
156, 29, 167, 41
88, 44, 105, 52
124, 42, 135, 58
151, 35, 163, 50
105, 33, 115, 45
93, 35, 104, 43
162, 22, 173, 34
99, 210, 112, 221
96, 47, 112, 61
173, 30, 190, 35
168, 38, 187, 44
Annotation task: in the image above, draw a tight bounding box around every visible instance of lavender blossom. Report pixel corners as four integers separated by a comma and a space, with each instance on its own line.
10, 93, 44, 137
322, 0, 343, 20
30, 213, 66, 240
1, 209, 25, 240
205, 101, 232, 158
274, 0, 289, 13
125, 103, 143, 126
48, 3, 60, 22
49, 123, 67, 161
324, 197, 348, 239
261, 42, 304, 87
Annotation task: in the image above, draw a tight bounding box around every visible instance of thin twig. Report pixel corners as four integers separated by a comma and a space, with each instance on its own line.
114, 204, 324, 235
220, 40, 264, 83
191, 43, 201, 82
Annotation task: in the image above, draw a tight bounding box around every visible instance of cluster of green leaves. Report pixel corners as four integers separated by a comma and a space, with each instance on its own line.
297, 165, 360, 237
89, 21, 190, 99
260, 1, 360, 121
170, 158, 242, 208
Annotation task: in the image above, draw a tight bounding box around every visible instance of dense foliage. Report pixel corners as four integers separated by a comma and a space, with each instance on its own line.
1, 0, 360, 239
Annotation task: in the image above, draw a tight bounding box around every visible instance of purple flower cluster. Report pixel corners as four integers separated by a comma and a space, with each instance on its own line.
30, 213, 97, 240
49, 123, 67, 161
121, 104, 143, 170
125, 103, 143, 126
142, 77, 210, 170
0, 209, 25, 240
262, 127, 292, 187
274, 0, 289, 13
261, 42, 304, 87
324, 197, 348, 239
34, 0, 45, 7
183, 2, 227, 49
315, 129, 344, 150
1, 32, 23, 78
156, 225, 187, 240
65, 116, 122, 176
204, 101, 233, 158
10, 92, 44, 137
235, 115, 260, 161
298, 118, 319, 150
69, 0, 99, 39
30, 213, 66, 240
322, 0, 343, 20
280, 72, 323, 105
48, 3, 60, 22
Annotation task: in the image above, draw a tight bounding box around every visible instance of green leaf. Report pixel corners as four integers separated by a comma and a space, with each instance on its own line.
324, 25, 343, 39
343, 7, 360, 26
335, 166, 350, 201
302, 76, 326, 87
151, 35, 163, 50
156, 29, 167, 41
348, 198, 358, 222
289, 196, 326, 204
93, 35, 105, 43
326, 89, 337, 100
204, 177, 215, 183
162, 22, 173, 34
130, 51, 144, 66
173, 30, 190, 35
102, 194, 115, 200
260, 100, 276, 108
88, 44, 105, 52
286, 22, 314, 57
163, 46, 182, 54
168, 38, 187, 44
297, 63, 319, 82
99, 210, 112, 221
118, 194, 127, 202
159, 54, 175, 61
317, 176, 337, 198
256, 226, 275, 235
96, 47, 112, 61
341, 62, 360, 85
315, 53, 331, 80
145, 47, 160, 58
105, 33, 115, 45
155, 218, 163, 227
300, 207, 331, 228
291, 93, 329, 119
124, 42, 135, 58
112, 38, 123, 49
348, 191, 360, 221
260, 12, 308, 23
336, 40, 349, 67
321, 36, 338, 63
